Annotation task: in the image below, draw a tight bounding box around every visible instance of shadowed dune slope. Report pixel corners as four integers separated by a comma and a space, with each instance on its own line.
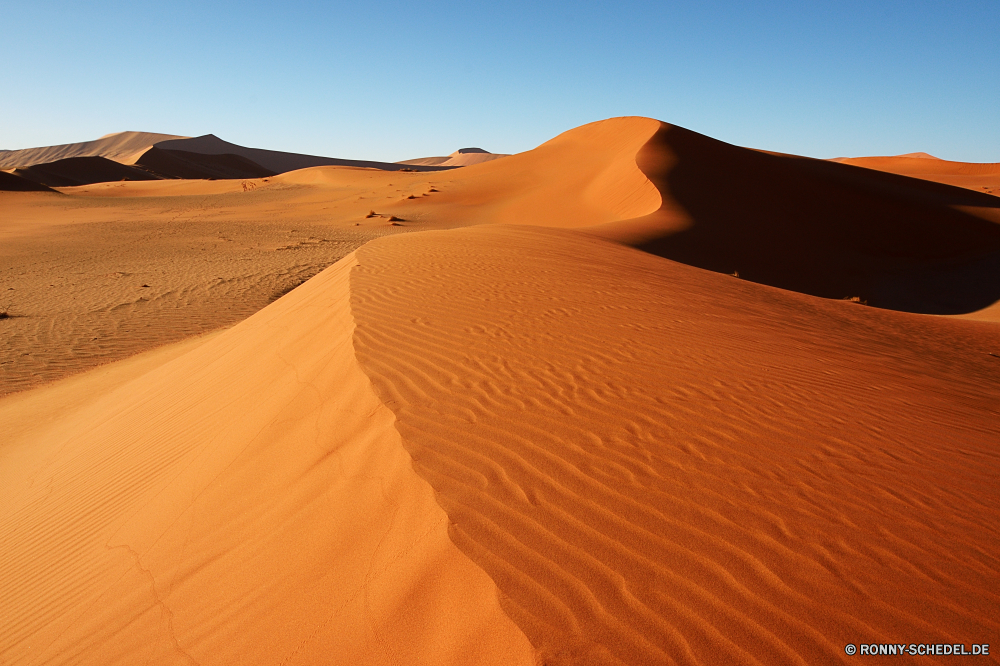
0, 252, 532, 666
832, 154, 1000, 195
0, 170, 56, 192
350, 225, 1000, 666
134, 147, 277, 180
155, 134, 453, 174
12, 156, 161, 187
592, 122, 1000, 314
394, 116, 1000, 314
0, 131, 187, 169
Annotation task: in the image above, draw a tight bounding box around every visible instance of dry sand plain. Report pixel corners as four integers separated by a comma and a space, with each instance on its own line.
1, 117, 999, 665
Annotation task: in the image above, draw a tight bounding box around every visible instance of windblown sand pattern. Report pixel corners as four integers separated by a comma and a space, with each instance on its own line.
2, 115, 1000, 665
350, 225, 1000, 665
0, 253, 531, 665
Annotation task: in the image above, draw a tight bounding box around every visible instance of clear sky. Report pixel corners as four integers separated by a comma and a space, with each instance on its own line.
2, 0, 998, 162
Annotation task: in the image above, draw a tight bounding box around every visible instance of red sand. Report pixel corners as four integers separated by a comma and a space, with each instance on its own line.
1, 117, 998, 665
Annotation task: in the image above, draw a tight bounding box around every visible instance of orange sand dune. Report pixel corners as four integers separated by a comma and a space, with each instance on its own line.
0, 166, 430, 395
134, 147, 277, 180
400, 148, 510, 168
377, 117, 1000, 314
3, 116, 1000, 665
0, 252, 532, 665
0, 131, 187, 169
618, 124, 1000, 314
156, 134, 453, 174
391, 117, 663, 228
12, 155, 161, 187
832, 154, 1000, 195
0, 170, 55, 192
351, 225, 1000, 665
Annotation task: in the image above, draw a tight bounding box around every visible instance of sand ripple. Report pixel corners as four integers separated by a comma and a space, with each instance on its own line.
351, 225, 1000, 665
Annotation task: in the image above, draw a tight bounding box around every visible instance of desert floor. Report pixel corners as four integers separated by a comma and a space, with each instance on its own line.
2, 117, 999, 665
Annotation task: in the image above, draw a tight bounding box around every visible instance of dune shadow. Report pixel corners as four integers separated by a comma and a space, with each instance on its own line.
634, 124, 1000, 314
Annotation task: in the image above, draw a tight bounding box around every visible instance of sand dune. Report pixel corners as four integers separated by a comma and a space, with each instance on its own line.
0, 170, 55, 192
832, 153, 1000, 196
393, 117, 663, 229
0, 167, 428, 395
156, 134, 453, 174
0, 131, 187, 169
596, 122, 1000, 314
134, 147, 277, 180
383, 117, 1000, 314
12, 156, 161, 187
351, 224, 1000, 665
0, 252, 532, 666
2, 116, 999, 665
1, 131, 451, 187
399, 148, 510, 168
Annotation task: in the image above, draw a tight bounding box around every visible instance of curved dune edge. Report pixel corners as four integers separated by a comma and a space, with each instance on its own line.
585, 121, 1000, 316
409, 116, 663, 230
0, 253, 533, 665
349, 225, 1000, 665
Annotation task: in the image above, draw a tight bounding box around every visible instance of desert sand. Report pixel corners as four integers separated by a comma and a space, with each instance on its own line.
832, 153, 1000, 196
1, 117, 998, 665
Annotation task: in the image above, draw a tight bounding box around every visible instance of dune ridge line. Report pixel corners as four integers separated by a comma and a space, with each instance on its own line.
0, 251, 532, 666
348, 224, 1000, 666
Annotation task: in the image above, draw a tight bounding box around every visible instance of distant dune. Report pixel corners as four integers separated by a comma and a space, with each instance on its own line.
13, 156, 161, 187
1, 116, 999, 666
0, 169, 57, 192
134, 147, 277, 180
0, 131, 453, 186
156, 134, 453, 174
399, 148, 510, 168
831, 153, 1000, 195
0, 131, 187, 169
393, 117, 1000, 314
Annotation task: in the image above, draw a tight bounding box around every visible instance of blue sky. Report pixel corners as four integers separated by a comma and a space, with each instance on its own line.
2, 0, 998, 162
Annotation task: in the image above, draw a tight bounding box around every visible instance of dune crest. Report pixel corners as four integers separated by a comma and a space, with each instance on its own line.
0, 253, 532, 665
831, 154, 1000, 195
350, 224, 1000, 665
0, 131, 187, 169
588, 122, 1000, 314
405, 117, 663, 229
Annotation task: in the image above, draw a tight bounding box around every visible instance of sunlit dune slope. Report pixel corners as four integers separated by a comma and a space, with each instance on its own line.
0, 253, 532, 666
351, 224, 1000, 666
832, 154, 1000, 195
0, 131, 187, 169
399, 116, 663, 229
399, 149, 510, 168
382, 116, 1000, 314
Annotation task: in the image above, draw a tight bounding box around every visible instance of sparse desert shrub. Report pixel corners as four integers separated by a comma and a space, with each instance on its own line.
388, 215, 403, 222
844, 296, 867, 305
365, 210, 377, 218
